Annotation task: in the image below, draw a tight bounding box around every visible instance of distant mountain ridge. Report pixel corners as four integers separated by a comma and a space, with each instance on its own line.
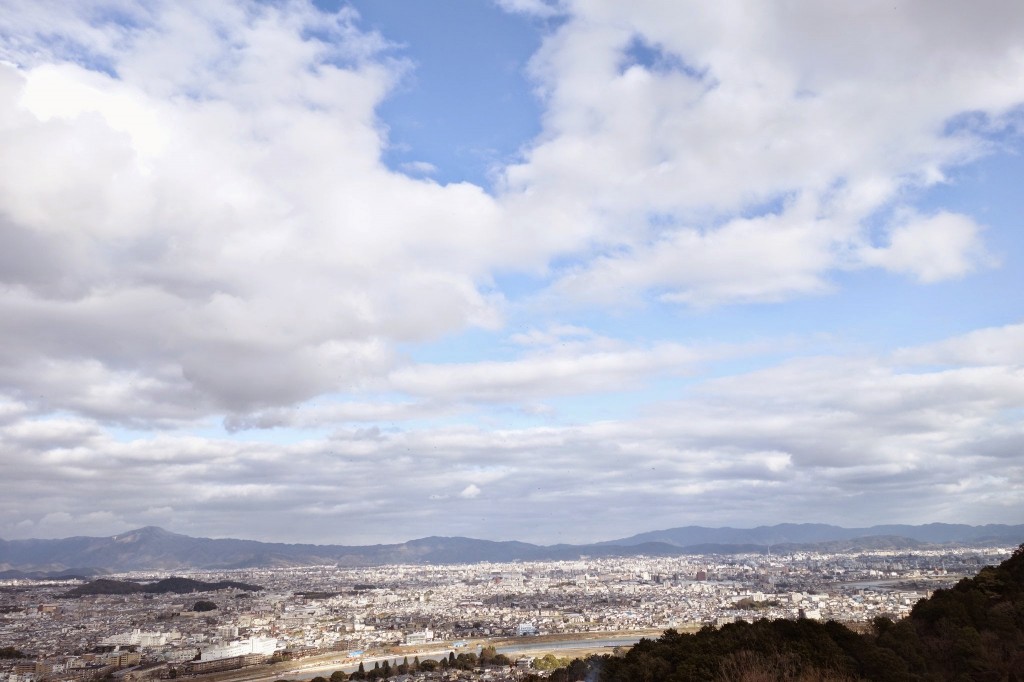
601, 522, 1024, 547
1, 523, 1021, 572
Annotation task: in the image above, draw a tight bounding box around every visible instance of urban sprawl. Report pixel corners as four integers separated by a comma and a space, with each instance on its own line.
1, 547, 1012, 682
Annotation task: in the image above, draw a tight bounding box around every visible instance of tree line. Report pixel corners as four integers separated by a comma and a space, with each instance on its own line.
291, 645, 523, 682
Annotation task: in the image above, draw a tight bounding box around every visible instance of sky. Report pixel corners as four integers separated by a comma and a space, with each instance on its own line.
1, 0, 1023, 546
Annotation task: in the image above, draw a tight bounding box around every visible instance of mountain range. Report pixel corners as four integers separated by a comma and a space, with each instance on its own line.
1, 523, 1021, 573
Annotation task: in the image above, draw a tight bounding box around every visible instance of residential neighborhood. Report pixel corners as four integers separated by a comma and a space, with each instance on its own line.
0, 547, 1010, 682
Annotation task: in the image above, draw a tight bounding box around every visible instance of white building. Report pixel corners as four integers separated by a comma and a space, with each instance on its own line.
515, 622, 538, 636
101, 630, 176, 647
403, 629, 433, 645
200, 636, 278, 661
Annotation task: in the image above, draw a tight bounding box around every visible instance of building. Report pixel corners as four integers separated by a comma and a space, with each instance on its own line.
200, 636, 277, 661
515, 622, 538, 636
403, 629, 433, 645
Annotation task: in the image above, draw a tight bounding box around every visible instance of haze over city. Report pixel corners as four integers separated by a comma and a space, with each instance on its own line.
1, 0, 1023, 546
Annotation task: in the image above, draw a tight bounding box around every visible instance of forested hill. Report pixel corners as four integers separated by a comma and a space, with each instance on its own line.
553, 544, 1024, 682
60, 576, 262, 598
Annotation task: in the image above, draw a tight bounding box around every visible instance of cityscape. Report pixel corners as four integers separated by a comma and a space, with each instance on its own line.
1, 545, 1015, 681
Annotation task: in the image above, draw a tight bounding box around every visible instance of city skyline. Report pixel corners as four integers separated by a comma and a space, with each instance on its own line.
1, 1, 1023, 545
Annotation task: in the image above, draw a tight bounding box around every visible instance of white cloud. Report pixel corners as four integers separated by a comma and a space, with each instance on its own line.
399, 160, 439, 175
0, 0, 1020, 424
861, 211, 995, 282
459, 484, 482, 499
497, 0, 1024, 305
386, 339, 699, 403
893, 322, 1024, 366
508, 324, 593, 347
0, 1, 516, 418
2, 324, 1022, 543
493, 0, 564, 18
550, 201, 838, 306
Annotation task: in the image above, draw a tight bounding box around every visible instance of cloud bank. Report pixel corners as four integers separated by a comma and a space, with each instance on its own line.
0, 0, 1022, 543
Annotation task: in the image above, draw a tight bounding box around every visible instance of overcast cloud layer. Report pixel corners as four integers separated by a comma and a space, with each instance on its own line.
1, 0, 1023, 544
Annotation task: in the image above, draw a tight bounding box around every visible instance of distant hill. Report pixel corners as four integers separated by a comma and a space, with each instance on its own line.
0, 568, 106, 580
602, 522, 1024, 548
60, 576, 262, 598
562, 544, 1024, 681
1, 523, 1021, 572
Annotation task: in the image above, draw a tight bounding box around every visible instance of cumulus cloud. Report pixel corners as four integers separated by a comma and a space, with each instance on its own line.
0, 0, 1021, 424
0, 1, 515, 419
861, 211, 994, 282
498, 0, 1024, 305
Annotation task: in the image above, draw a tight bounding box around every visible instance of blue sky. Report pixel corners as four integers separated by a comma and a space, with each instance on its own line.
0, 0, 1022, 545
342, 0, 547, 188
